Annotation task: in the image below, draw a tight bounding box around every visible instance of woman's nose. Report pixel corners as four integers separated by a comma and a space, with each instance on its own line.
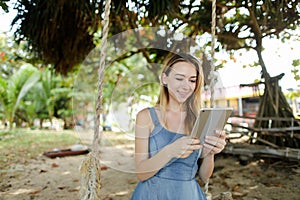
181, 79, 191, 90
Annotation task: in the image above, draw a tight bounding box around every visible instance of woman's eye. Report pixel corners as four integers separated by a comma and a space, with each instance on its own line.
190, 79, 196, 83
176, 78, 183, 81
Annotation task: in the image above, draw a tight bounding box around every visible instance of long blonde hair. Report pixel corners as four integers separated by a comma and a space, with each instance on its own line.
157, 53, 204, 134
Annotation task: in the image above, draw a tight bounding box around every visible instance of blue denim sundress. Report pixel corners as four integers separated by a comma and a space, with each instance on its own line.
131, 107, 207, 200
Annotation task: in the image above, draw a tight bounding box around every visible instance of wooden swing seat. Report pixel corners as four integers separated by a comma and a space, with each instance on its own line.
44, 148, 90, 158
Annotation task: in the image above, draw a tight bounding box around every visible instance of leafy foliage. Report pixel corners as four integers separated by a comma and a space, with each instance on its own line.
0, 35, 26, 79
12, 0, 102, 74
10, 0, 300, 76
292, 59, 300, 81
214, 0, 300, 52
0, 0, 9, 12
0, 64, 40, 129
18, 68, 74, 128
5, 0, 300, 143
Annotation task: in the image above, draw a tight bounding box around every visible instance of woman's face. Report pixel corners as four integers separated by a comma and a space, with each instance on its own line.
162, 61, 197, 104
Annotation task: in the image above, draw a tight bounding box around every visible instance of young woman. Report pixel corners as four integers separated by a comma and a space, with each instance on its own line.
131, 53, 227, 200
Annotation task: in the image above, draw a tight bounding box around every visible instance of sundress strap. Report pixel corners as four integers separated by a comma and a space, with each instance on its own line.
148, 107, 161, 127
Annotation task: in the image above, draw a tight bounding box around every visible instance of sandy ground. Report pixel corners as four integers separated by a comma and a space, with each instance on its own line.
1, 131, 300, 200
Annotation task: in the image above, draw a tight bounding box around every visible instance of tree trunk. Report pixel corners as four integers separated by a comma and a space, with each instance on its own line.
253, 48, 300, 148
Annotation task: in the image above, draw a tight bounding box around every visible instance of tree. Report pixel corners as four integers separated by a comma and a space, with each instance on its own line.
109, 0, 300, 147
19, 67, 74, 129
73, 46, 159, 129
0, 34, 75, 130
0, 64, 40, 129
211, 1, 300, 147
10, 0, 300, 146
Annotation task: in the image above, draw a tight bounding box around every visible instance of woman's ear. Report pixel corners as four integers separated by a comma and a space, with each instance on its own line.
161, 73, 168, 86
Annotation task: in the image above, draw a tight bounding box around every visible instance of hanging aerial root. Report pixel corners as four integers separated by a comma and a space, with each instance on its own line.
79, 152, 101, 200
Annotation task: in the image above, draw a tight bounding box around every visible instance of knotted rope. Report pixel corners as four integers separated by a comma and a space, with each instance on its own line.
79, 0, 111, 199
204, 0, 217, 199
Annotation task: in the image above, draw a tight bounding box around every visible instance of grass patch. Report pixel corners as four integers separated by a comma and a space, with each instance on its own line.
100, 131, 134, 146
0, 129, 79, 171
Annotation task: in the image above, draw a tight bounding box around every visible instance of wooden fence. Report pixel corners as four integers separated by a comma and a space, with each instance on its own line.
224, 116, 300, 161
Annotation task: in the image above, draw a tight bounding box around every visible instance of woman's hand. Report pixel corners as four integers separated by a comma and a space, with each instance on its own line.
201, 130, 227, 158
167, 136, 202, 158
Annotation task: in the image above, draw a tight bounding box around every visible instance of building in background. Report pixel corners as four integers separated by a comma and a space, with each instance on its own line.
202, 84, 300, 127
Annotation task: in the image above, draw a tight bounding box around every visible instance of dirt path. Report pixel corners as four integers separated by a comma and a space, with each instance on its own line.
1, 132, 300, 200
0, 144, 138, 200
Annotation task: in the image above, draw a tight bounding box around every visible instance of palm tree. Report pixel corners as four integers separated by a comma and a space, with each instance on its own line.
0, 64, 40, 129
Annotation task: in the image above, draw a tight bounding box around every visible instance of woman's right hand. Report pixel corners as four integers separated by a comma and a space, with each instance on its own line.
167, 136, 202, 158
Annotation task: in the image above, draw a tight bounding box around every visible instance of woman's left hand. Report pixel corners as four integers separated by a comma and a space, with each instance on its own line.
201, 130, 227, 157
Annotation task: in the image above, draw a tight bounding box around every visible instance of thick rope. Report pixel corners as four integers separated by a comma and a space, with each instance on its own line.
79, 1, 111, 199
204, 0, 216, 199
93, 0, 111, 154
209, 0, 216, 108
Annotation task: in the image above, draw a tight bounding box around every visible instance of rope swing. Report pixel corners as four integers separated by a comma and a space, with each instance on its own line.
204, 2, 233, 200
78, 0, 224, 199
79, 0, 111, 199
209, 0, 217, 108
203, 0, 217, 199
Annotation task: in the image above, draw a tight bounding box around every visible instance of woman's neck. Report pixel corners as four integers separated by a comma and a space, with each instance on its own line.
166, 99, 186, 112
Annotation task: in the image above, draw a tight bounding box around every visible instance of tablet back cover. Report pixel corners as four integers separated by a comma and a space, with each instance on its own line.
191, 108, 233, 144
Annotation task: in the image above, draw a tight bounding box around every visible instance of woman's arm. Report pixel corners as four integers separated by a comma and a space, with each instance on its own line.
199, 154, 214, 182
134, 108, 172, 181
135, 108, 201, 181
198, 130, 227, 182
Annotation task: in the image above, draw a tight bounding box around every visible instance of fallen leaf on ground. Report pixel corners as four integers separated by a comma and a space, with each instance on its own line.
58, 186, 66, 190
51, 163, 59, 167
28, 189, 41, 194
101, 165, 108, 170
265, 183, 283, 187
232, 184, 240, 191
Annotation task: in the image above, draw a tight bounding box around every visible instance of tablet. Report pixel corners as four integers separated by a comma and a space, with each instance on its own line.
191, 108, 233, 144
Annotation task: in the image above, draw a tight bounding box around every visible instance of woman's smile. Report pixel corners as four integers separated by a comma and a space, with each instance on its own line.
177, 90, 190, 99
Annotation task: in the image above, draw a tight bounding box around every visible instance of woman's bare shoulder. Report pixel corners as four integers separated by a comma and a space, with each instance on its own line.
135, 108, 154, 136
136, 108, 151, 125
136, 106, 160, 119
